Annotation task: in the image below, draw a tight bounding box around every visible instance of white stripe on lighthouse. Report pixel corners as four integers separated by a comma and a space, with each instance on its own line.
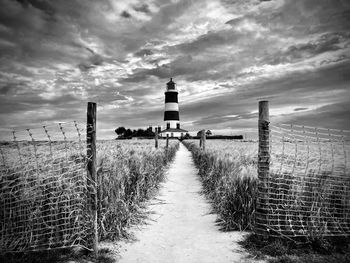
165, 103, 179, 111
169, 121, 179, 129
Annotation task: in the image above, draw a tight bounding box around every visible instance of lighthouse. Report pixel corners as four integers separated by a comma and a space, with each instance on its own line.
161, 78, 187, 138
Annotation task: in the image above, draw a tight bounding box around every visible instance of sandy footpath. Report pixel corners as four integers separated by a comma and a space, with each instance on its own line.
115, 143, 261, 263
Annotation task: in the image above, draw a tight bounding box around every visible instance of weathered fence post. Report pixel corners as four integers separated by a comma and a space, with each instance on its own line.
155, 129, 158, 149
87, 102, 98, 258
256, 100, 270, 238
201, 129, 206, 151
166, 134, 169, 149
199, 130, 205, 149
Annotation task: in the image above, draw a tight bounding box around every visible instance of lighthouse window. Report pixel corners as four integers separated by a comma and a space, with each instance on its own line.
176, 123, 180, 129
167, 122, 170, 129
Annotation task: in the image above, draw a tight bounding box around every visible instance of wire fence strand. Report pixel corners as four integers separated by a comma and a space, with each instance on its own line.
257, 123, 350, 238
0, 121, 93, 253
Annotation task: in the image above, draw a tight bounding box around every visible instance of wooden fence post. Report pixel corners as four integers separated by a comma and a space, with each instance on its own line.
166, 134, 169, 149
201, 129, 206, 151
155, 129, 158, 149
87, 102, 98, 258
256, 100, 270, 238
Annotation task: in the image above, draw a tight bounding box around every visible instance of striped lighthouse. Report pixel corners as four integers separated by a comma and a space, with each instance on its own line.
162, 78, 187, 137
164, 78, 180, 129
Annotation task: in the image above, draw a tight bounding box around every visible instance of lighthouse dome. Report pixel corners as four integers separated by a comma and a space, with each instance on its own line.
166, 78, 176, 90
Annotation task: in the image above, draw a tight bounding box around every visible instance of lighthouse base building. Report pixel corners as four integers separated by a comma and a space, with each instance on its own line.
160, 78, 187, 138
161, 127, 188, 138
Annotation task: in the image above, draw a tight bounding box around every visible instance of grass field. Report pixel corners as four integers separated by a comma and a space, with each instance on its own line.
183, 139, 258, 231
96, 140, 179, 241
1, 137, 349, 263
0, 139, 179, 256
183, 139, 350, 263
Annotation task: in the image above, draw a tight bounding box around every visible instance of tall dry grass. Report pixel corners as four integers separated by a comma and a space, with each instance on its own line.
0, 139, 179, 252
184, 139, 350, 239
183, 140, 258, 231
96, 140, 179, 240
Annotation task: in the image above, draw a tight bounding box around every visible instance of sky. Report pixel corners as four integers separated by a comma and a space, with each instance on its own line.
0, 0, 349, 139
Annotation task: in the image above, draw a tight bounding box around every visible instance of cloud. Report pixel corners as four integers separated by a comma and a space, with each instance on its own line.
134, 48, 153, 57
78, 53, 104, 71
0, 84, 12, 95
225, 16, 245, 26
294, 107, 308, 112
264, 32, 349, 65
121, 10, 132, 18
133, 4, 151, 14
175, 29, 236, 53
0, 0, 349, 139
15, 0, 56, 16
285, 102, 350, 131
252, 0, 350, 36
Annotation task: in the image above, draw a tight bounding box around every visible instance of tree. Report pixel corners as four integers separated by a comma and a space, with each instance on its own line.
206, 130, 212, 136
197, 130, 204, 137
115, 126, 155, 138
115, 126, 126, 136
184, 133, 191, 139
145, 127, 155, 137
124, 129, 133, 138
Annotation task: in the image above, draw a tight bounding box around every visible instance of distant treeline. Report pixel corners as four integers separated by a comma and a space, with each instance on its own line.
115, 126, 244, 140
115, 126, 155, 139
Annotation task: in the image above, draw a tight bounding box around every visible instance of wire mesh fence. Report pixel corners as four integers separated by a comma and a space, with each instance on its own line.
256, 121, 350, 238
0, 121, 94, 252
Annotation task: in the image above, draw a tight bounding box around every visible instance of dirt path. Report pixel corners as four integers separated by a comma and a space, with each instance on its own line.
115, 143, 259, 263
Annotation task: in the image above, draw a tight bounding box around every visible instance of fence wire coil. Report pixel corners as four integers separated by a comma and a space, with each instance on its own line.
257, 123, 350, 238
0, 122, 94, 253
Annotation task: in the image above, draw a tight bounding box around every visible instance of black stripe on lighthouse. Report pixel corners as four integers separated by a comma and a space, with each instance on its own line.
165, 92, 178, 103
164, 111, 179, 121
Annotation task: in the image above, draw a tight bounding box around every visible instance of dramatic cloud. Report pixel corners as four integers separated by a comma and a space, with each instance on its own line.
0, 0, 349, 139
